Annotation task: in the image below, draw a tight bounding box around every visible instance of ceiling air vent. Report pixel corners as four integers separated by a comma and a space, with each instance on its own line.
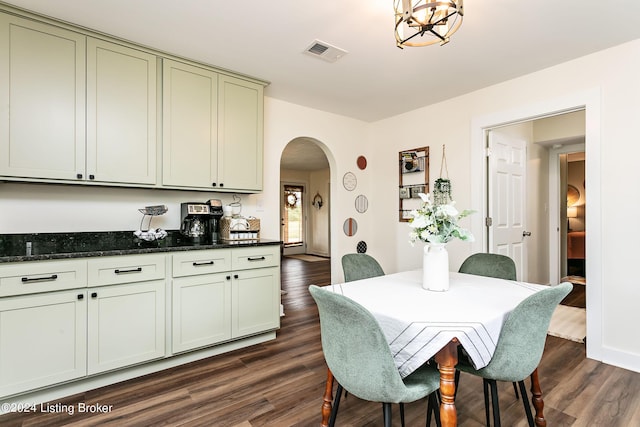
303, 40, 348, 63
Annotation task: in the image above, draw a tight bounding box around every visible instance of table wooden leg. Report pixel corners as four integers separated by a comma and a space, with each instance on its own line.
530, 368, 547, 427
320, 368, 334, 427
434, 340, 459, 427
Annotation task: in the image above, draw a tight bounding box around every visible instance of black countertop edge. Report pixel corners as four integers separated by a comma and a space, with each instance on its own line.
0, 230, 282, 263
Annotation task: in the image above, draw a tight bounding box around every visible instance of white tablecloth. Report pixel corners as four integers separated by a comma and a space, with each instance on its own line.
327, 270, 547, 378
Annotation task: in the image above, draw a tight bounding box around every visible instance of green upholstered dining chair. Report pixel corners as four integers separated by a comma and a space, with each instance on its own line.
341, 253, 385, 282
456, 281, 573, 427
457, 252, 521, 399
309, 285, 441, 427
458, 253, 517, 281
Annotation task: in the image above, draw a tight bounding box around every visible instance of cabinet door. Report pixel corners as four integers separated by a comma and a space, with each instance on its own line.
162, 59, 218, 188
232, 267, 280, 338
86, 38, 157, 184
217, 75, 264, 191
172, 273, 232, 353
87, 280, 165, 375
0, 290, 87, 398
0, 14, 86, 180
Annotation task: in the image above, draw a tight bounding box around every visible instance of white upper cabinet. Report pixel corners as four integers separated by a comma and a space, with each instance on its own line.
162, 59, 219, 188
86, 38, 157, 185
0, 14, 86, 180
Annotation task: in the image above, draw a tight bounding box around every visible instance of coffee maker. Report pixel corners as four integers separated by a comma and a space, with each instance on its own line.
180, 202, 210, 243
206, 199, 224, 243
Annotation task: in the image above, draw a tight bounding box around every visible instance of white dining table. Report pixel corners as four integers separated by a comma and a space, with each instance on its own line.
318, 270, 551, 427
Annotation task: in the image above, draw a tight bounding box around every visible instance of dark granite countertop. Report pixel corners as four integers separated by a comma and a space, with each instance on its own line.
0, 231, 281, 263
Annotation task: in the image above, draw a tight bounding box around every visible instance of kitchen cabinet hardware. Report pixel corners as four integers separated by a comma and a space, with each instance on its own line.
212, 183, 217, 187
77, 294, 84, 300
91, 292, 98, 298
247, 256, 266, 261
21, 274, 58, 283
114, 267, 143, 274
192, 261, 215, 266
89, 174, 95, 180
234, 274, 239, 279
77, 174, 83, 179
226, 275, 231, 280
219, 183, 224, 187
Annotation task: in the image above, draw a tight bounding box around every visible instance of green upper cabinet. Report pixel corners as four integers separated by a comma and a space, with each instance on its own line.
163, 59, 264, 192
0, 14, 86, 181
0, 13, 158, 185
86, 38, 157, 185
218, 75, 264, 192
162, 59, 219, 189
0, 7, 265, 192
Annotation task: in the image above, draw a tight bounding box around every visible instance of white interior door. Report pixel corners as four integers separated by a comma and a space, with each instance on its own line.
488, 130, 528, 280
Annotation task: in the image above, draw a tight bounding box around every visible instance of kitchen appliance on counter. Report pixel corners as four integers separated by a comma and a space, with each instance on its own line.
206, 199, 224, 244
180, 202, 210, 244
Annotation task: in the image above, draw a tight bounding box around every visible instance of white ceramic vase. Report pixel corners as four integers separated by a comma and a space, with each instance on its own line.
422, 243, 450, 291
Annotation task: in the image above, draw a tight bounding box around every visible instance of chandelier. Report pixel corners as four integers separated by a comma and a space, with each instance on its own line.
394, 0, 464, 48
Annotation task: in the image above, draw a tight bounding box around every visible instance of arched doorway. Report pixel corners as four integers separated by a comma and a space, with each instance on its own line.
279, 137, 331, 258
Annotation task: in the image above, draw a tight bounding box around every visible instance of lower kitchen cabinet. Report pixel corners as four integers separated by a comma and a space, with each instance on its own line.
0, 290, 87, 397
232, 267, 280, 338
172, 273, 231, 353
87, 280, 165, 375
0, 243, 279, 400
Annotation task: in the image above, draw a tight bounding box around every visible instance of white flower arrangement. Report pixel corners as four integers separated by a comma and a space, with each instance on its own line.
408, 193, 475, 245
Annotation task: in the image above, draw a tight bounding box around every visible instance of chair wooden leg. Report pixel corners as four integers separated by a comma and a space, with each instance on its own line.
382, 402, 392, 427
328, 383, 343, 427
513, 381, 520, 399
518, 380, 535, 427
400, 402, 405, 427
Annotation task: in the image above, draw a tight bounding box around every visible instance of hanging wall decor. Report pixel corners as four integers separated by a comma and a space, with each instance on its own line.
357, 155, 368, 170
355, 194, 369, 213
312, 192, 324, 209
342, 172, 357, 191
343, 218, 358, 236
433, 144, 452, 205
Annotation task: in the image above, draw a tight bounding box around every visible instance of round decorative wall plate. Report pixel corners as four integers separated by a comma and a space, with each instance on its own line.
343, 218, 358, 236
357, 156, 367, 170
355, 194, 368, 213
342, 172, 357, 191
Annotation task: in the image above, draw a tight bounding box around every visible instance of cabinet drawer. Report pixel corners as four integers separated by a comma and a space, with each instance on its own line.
172, 250, 231, 278
231, 245, 280, 271
88, 254, 165, 287
0, 259, 87, 297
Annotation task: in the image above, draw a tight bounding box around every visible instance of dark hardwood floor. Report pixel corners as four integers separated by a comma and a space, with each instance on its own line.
560, 282, 586, 309
2, 256, 638, 426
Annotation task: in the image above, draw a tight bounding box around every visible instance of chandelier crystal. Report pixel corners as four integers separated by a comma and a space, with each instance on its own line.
394, 0, 464, 48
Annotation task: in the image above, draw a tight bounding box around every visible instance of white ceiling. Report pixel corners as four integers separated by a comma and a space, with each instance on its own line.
5, 0, 640, 124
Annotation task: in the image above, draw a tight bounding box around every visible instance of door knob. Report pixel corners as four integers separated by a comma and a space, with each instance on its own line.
522, 231, 532, 237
